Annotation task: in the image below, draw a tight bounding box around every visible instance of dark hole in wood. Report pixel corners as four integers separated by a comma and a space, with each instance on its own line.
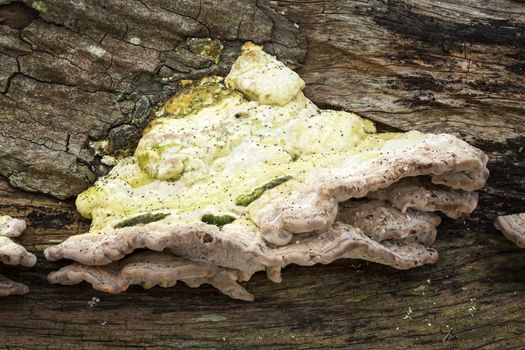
0, 2, 38, 30
26, 210, 75, 229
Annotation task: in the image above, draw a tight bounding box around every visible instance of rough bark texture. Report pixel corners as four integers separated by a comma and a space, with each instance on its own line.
0, 0, 524, 349
0, 0, 306, 199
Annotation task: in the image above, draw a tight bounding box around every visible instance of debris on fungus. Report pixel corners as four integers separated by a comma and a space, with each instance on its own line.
44, 43, 489, 300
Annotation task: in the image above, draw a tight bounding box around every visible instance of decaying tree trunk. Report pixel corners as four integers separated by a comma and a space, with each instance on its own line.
0, 0, 524, 349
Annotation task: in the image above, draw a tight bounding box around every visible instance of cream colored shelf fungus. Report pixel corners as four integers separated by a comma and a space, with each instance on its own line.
44, 43, 489, 301
495, 213, 525, 248
0, 215, 37, 296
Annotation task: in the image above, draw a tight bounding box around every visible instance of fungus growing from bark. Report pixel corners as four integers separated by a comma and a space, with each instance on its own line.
44, 43, 489, 300
0, 215, 36, 296
495, 213, 525, 248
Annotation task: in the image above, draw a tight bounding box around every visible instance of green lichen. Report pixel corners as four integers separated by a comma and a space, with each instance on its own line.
147, 78, 239, 125
187, 38, 223, 64
343, 295, 368, 303
201, 214, 236, 227
194, 314, 227, 322
114, 212, 169, 229
413, 285, 427, 295
89, 140, 109, 156
32, 1, 46, 13
235, 176, 292, 206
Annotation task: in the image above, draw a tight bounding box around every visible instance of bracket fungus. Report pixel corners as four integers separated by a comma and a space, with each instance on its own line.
495, 213, 525, 248
0, 215, 36, 296
44, 43, 489, 300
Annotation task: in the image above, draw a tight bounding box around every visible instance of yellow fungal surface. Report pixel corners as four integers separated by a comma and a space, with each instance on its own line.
77, 43, 427, 233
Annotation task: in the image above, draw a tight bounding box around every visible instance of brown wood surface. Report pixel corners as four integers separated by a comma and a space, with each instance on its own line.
1, 0, 524, 349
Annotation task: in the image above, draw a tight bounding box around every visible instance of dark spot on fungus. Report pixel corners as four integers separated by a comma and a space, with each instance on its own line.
202, 233, 214, 243
236, 176, 292, 206
201, 214, 236, 227
115, 213, 169, 229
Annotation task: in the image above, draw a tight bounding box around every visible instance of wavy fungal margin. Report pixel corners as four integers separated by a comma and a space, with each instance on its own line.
0, 215, 36, 296
44, 43, 489, 300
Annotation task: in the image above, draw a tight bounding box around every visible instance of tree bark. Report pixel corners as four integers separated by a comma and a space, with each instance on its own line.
0, 0, 524, 349
0, 0, 306, 199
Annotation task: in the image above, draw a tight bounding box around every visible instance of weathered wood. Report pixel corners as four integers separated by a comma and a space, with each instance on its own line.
0, 0, 524, 349
278, 0, 525, 143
